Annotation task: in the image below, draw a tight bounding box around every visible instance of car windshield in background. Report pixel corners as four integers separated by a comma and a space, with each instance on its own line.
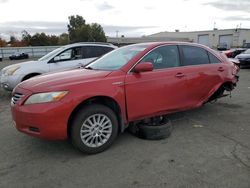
39, 47, 65, 61
86, 44, 148, 70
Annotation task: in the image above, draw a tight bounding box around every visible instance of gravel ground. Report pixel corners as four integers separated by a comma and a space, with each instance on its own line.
0, 60, 249, 188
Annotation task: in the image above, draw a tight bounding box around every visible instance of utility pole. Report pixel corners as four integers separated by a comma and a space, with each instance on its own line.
213, 22, 216, 30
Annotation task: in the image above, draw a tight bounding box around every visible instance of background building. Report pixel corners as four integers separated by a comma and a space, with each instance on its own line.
108, 28, 250, 49
107, 36, 190, 46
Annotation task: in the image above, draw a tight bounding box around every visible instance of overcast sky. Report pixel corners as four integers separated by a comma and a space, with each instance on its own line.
0, 0, 250, 39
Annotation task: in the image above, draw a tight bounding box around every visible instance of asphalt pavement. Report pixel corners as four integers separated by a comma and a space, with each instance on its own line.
0, 60, 249, 188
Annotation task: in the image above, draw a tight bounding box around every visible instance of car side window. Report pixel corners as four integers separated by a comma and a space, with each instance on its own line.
181, 46, 210, 66
140, 45, 180, 69
83, 46, 114, 59
208, 52, 221, 64
53, 47, 82, 62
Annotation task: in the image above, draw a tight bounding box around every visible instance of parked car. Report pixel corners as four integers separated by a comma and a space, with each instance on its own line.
0, 43, 117, 91
222, 48, 246, 58
235, 48, 250, 67
9, 52, 29, 60
217, 43, 228, 51
242, 43, 250, 49
11, 42, 239, 154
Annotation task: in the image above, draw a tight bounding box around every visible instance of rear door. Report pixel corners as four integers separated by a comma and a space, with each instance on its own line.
125, 45, 189, 121
179, 45, 225, 106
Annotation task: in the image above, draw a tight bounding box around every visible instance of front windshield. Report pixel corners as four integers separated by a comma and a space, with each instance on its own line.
86, 44, 148, 70
243, 49, 250, 54
39, 47, 65, 61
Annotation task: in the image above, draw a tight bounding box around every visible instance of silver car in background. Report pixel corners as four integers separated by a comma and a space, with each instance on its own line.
0, 42, 117, 91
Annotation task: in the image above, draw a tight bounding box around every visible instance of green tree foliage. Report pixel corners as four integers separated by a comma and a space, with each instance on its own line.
21, 30, 31, 46
67, 15, 107, 43
67, 15, 90, 43
23, 32, 60, 46
90, 23, 107, 42
58, 33, 69, 45
3, 15, 106, 46
10, 35, 17, 45
29, 33, 49, 46
68, 15, 86, 31
49, 35, 59, 45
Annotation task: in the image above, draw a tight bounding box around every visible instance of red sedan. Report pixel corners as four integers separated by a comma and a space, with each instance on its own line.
11, 42, 239, 154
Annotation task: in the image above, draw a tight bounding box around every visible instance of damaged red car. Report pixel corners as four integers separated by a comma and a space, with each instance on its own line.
11, 42, 239, 154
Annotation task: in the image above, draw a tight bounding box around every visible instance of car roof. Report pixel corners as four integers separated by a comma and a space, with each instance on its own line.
131, 41, 210, 49
63, 42, 117, 49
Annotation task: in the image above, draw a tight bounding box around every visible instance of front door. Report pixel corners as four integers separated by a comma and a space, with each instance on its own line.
49, 46, 87, 72
125, 45, 188, 121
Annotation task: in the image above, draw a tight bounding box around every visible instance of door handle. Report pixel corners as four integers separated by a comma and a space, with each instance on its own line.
218, 67, 224, 72
175, 73, 185, 78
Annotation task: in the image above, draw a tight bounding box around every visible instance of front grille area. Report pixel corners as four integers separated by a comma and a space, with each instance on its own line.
11, 92, 24, 105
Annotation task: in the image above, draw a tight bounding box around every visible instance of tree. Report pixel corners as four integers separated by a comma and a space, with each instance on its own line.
30, 33, 50, 46
58, 33, 69, 45
48, 35, 59, 45
9, 36, 26, 47
90, 23, 107, 42
9, 35, 17, 46
68, 15, 86, 31
67, 15, 107, 43
21, 30, 31, 46
67, 15, 87, 43
0, 38, 6, 47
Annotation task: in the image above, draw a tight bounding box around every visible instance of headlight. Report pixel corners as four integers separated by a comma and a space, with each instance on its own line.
25, 91, 68, 105
3, 66, 20, 76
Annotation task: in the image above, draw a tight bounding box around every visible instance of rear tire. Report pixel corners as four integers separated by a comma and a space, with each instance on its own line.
70, 104, 118, 154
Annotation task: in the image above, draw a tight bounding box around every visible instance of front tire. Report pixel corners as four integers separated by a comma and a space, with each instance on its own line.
70, 104, 118, 154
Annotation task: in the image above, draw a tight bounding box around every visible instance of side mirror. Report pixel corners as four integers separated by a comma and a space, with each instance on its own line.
133, 62, 153, 73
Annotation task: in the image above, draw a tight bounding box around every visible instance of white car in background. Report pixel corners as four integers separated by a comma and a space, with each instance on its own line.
0, 42, 117, 91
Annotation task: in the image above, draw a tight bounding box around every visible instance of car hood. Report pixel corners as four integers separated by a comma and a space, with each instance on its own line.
236, 54, 250, 59
18, 69, 112, 91
1, 61, 38, 72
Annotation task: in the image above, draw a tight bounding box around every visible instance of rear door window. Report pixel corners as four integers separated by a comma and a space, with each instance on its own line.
208, 52, 221, 64
82, 46, 114, 59
181, 46, 210, 66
